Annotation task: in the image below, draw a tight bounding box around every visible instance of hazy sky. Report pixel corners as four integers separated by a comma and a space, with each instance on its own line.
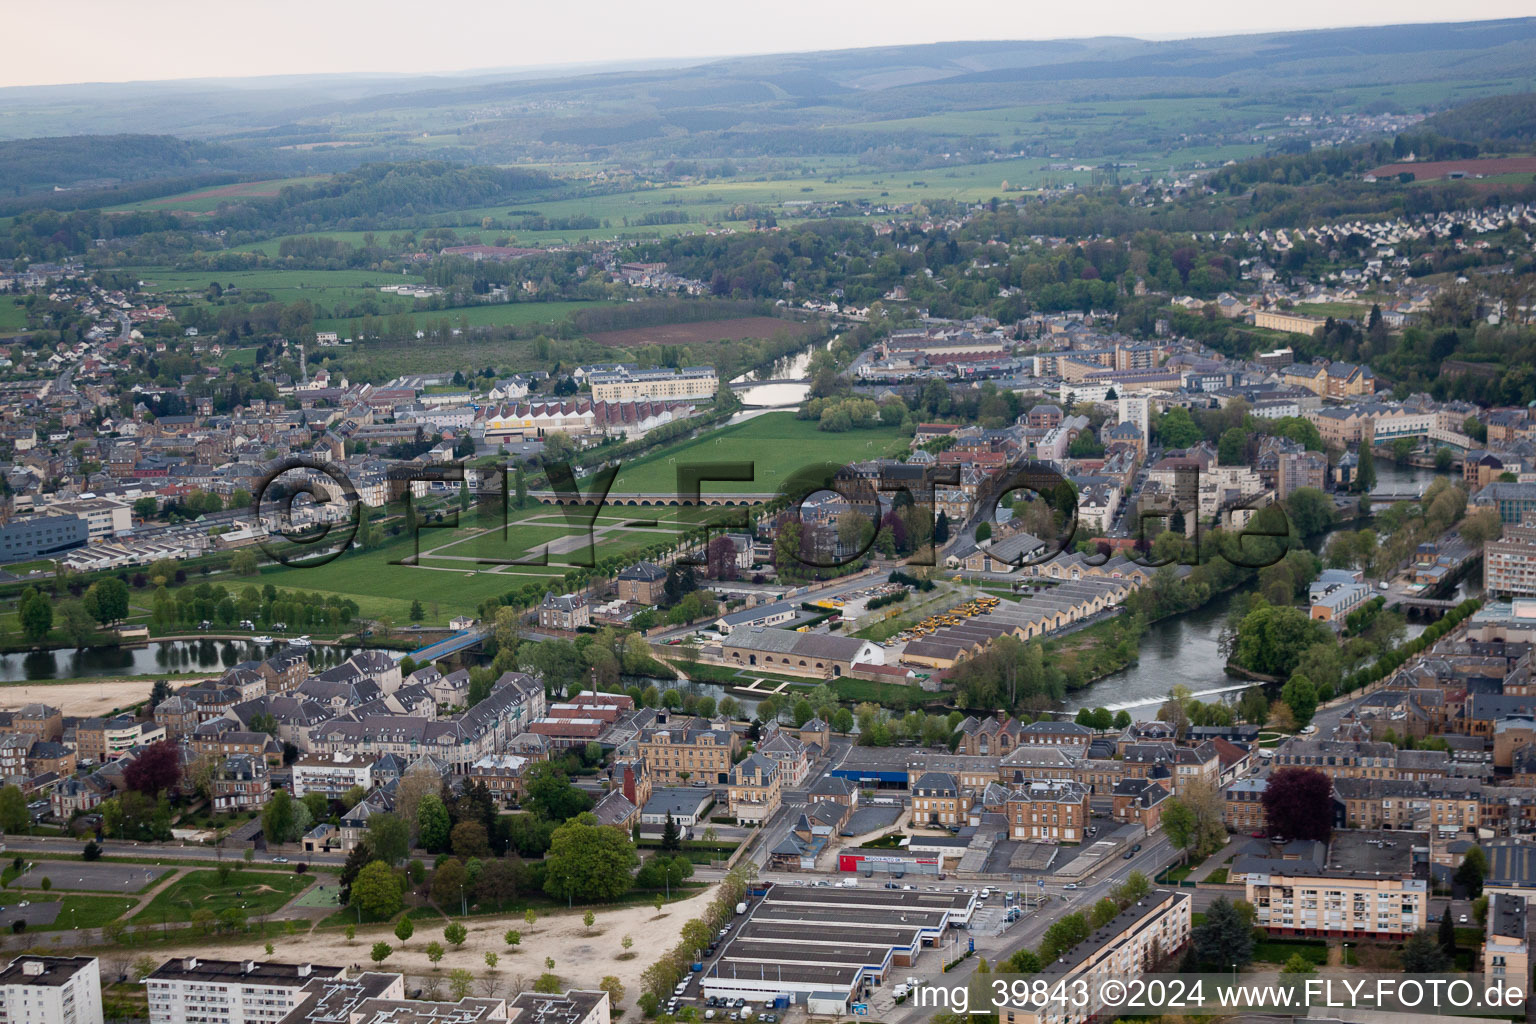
5, 0, 1533, 89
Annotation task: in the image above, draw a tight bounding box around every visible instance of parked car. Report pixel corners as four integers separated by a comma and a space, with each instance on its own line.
1064, 883, 1078, 890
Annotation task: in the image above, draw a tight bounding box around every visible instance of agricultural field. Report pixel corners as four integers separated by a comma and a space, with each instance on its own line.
106, 176, 328, 213
133, 267, 427, 309
602, 411, 910, 496
587, 316, 820, 349
311, 298, 608, 337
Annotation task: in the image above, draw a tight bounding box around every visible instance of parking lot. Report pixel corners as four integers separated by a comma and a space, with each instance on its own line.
0, 899, 61, 929
15, 861, 168, 893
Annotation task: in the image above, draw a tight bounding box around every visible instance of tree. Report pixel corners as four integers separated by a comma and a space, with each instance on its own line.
1109, 871, 1150, 909
1039, 913, 1090, 961
17, 590, 52, 643
89, 577, 130, 623
367, 812, 410, 866
0, 786, 28, 834
1280, 674, 1320, 726
449, 968, 475, 1000
1218, 428, 1246, 466
975, 521, 992, 544
426, 941, 446, 968
124, 739, 182, 796
1438, 907, 1456, 955
395, 917, 415, 946
661, 813, 681, 852
1261, 768, 1333, 841
370, 941, 392, 965
445, 921, 469, 947
58, 599, 96, 646
543, 813, 639, 904
1088, 898, 1119, 929
1355, 444, 1377, 492
1237, 686, 1270, 725
524, 908, 538, 929
231, 550, 259, 576
410, 599, 425, 622
1193, 897, 1253, 967
1279, 953, 1315, 975
431, 858, 468, 908
1455, 845, 1487, 898
506, 929, 522, 948
452, 821, 492, 860
262, 789, 299, 844
1401, 928, 1451, 972
349, 861, 403, 919
934, 510, 950, 544
600, 976, 626, 1007
1162, 799, 1198, 863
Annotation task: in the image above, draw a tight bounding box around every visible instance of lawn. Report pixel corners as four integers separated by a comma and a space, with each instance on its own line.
26, 894, 140, 931
132, 869, 312, 924
1252, 939, 1328, 965
603, 412, 909, 496
0, 298, 28, 333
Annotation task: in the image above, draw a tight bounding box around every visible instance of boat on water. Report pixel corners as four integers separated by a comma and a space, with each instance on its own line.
288, 635, 313, 648
252, 635, 274, 644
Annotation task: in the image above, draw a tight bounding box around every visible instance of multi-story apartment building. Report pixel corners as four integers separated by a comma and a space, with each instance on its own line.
911, 771, 972, 827
0, 703, 63, 743
638, 716, 736, 785
1329, 777, 1481, 831
998, 890, 1190, 1024
212, 754, 271, 813
289, 752, 374, 799
73, 715, 165, 761
1224, 777, 1268, 833
727, 753, 782, 825
1270, 739, 1398, 779
589, 366, 719, 403
146, 957, 345, 1024
1485, 893, 1530, 987
1487, 518, 1536, 599
1241, 830, 1427, 939
1005, 781, 1089, 842
0, 956, 101, 1024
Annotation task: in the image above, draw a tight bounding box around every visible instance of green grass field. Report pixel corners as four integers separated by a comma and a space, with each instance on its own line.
0, 298, 27, 332
106, 176, 328, 213
30, 894, 140, 931
132, 869, 311, 924
603, 412, 909, 495
312, 298, 608, 337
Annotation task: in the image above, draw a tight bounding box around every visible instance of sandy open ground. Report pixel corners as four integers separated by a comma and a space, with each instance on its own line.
135, 885, 721, 1011
0, 679, 156, 716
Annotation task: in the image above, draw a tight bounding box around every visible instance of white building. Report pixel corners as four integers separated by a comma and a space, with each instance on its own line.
289, 752, 375, 799
0, 956, 102, 1024
146, 957, 345, 1024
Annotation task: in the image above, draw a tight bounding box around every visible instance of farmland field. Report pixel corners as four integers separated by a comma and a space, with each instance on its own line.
603, 411, 910, 496
312, 298, 608, 336
587, 316, 820, 349
1367, 156, 1536, 180
107, 176, 328, 213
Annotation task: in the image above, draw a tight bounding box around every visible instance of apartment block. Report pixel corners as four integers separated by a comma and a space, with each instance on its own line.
146, 957, 345, 1024
1486, 518, 1536, 600
998, 891, 1190, 1024
0, 956, 101, 1024
1240, 831, 1427, 939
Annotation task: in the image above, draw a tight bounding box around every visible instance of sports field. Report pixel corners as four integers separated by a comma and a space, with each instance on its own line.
603, 412, 910, 496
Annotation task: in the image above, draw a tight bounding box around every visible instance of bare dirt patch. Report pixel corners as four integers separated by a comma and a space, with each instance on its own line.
0, 679, 156, 717
1368, 156, 1536, 180
586, 317, 819, 348
130, 885, 720, 1012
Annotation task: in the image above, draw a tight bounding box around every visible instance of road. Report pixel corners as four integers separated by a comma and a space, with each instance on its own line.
0, 834, 347, 867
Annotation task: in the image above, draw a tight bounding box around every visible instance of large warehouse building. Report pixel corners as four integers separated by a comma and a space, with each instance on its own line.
699, 883, 976, 1012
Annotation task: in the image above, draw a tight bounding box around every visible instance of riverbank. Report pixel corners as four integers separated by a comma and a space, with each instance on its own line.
0, 677, 175, 716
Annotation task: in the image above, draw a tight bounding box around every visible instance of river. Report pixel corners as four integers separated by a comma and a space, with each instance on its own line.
1061, 459, 1470, 713
0, 640, 408, 683
729, 341, 828, 408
